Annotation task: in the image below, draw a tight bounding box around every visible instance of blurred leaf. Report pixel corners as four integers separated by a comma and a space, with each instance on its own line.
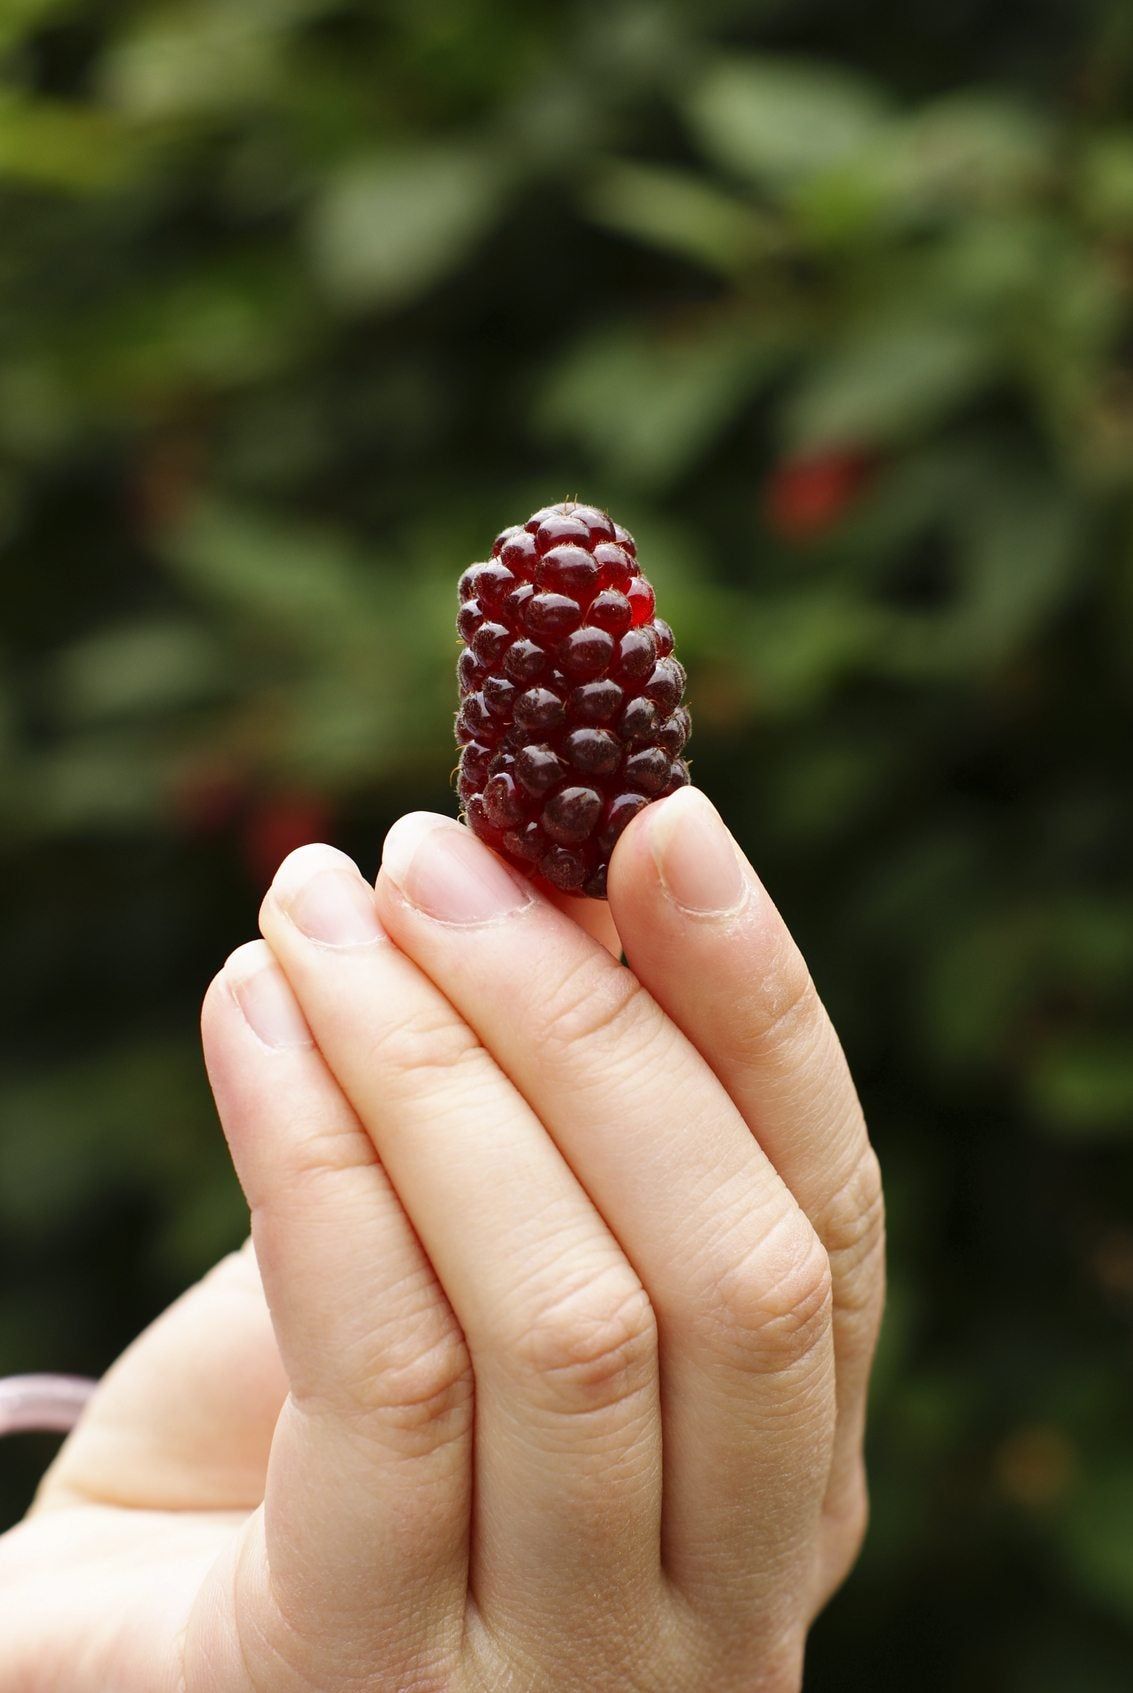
951, 474, 1081, 661
1061, 1466, 1133, 1623
164, 498, 373, 635
0, 95, 136, 191
0, 359, 75, 457
783, 315, 996, 450
81, 257, 315, 397
539, 318, 789, 486
717, 588, 887, 713
11, 733, 172, 834
98, 2, 296, 118
308, 146, 510, 310
765, 730, 906, 840
685, 55, 890, 185
1079, 130, 1133, 232
0, 0, 76, 53
48, 620, 229, 723
872, 465, 1082, 676
582, 159, 779, 275
890, 93, 1053, 211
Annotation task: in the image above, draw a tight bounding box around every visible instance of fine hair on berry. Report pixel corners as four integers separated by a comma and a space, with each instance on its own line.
455, 500, 691, 899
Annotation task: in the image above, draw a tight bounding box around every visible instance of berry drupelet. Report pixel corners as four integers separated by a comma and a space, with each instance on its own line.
455, 501, 691, 899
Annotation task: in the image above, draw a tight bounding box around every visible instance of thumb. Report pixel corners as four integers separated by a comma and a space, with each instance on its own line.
34, 1240, 286, 1515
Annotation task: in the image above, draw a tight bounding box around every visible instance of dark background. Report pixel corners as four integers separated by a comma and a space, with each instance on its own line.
2, 2, 1132, 1687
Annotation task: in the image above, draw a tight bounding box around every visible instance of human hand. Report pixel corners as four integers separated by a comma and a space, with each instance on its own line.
2, 788, 883, 1691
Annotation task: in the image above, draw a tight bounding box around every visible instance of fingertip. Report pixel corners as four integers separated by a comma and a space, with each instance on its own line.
202, 943, 262, 1034
379, 811, 464, 887
258, 843, 357, 939
378, 811, 536, 926
612, 787, 753, 924
205, 939, 314, 1055
225, 938, 276, 980
268, 842, 360, 908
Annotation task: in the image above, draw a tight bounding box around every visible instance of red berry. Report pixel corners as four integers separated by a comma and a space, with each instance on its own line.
242, 791, 333, 885
763, 450, 873, 542
455, 501, 691, 899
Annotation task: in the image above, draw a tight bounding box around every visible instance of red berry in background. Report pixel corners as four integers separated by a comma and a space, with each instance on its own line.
242, 790, 334, 885
763, 450, 873, 543
455, 501, 691, 899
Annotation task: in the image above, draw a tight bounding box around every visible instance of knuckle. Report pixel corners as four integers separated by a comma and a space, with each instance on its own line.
276, 1116, 378, 1196
372, 1004, 485, 1083
730, 939, 821, 1063
818, 1147, 886, 1307
327, 1324, 474, 1455
704, 1214, 833, 1375
537, 952, 653, 1059
513, 1268, 658, 1416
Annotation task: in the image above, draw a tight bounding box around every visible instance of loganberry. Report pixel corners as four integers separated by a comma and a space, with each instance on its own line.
455, 501, 691, 899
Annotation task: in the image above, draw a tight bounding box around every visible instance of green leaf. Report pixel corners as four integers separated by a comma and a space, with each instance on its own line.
163, 498, 372, 635
581, 159, 779, 276
889, 93, 1053, 210
0, 0, 75, 54
1079, 130, 1133, 233
10, 734, 171, 834
952, 475, 1081, 661
684, 55, 890, 185
539, 319, 790, 487
308, 147, 509, 310
783, 316, 995, 450
82, 257, 314, 396
1061, 1466, 1133, 1623
48, 620, 229, 724
99, 3, 288, 118
0, 94, 136, 192
721, 590, 886, 713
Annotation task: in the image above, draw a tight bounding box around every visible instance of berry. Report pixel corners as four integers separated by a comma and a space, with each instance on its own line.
455, 501, 691, 899
242, 790, 334, 886
763, 450, 873, 543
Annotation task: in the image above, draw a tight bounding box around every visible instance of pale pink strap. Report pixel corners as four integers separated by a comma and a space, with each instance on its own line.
0, 1375, 97, 1437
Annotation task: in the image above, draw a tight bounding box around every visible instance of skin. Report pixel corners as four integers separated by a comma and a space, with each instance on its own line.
0, 788, 885, 1692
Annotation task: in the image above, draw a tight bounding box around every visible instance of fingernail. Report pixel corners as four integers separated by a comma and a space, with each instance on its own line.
382, 813, 533, 925
227, 945, 313, 1050
648, 787, 749, 917
272, 845, 385, 948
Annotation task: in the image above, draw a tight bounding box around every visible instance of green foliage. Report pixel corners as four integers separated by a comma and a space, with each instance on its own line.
685, 55, 893, 184
309, 146, 511, 309
1, 3, 1131, 1686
